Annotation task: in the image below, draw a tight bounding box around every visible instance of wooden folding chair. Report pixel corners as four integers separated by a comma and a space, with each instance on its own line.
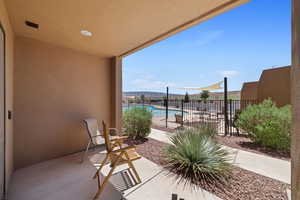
82, 118, 125, 163
92, 121, 142, 199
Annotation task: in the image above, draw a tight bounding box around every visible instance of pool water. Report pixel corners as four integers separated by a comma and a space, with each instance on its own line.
122, 105, 186, 117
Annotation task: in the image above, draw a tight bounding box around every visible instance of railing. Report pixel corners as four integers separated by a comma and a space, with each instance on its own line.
123, 98, 257, 135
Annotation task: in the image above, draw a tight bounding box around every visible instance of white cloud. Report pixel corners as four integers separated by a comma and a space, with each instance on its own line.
195, 30, 224, 46
131, 74, 176, 90
218, 70, 239, 78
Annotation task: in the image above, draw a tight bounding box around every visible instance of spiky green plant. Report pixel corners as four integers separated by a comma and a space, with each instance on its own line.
194, 123, 218, 137
164, 127, 232, 189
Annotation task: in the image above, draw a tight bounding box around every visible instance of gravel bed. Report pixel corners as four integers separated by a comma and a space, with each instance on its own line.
152, 125, 290, 161
125, 137, 290, 200
215, 135, 290, 161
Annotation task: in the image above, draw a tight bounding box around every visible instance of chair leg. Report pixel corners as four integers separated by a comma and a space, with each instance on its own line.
93, 165, 116, 200
93, 154, 122, 200
81, 141, 91, 163
124, 152, 141, 184
93, 154, 109, 179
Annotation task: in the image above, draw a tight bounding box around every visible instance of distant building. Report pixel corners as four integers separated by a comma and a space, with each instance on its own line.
122, 95, 136, 105
241, 66, 291, 107
241, 81, 259, 100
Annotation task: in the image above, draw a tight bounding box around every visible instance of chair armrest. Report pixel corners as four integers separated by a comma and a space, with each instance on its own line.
110, 136, 128, 142
91, 134, 103, 138
111, 145, 136, 154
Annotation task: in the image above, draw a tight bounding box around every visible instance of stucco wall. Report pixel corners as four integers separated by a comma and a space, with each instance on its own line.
241, 81, 258, 101
292, 0, 300, 199
257, 66, 291, 107
0, 0, 14, 193
14, 37, 113, 169
111, 57, 122, 130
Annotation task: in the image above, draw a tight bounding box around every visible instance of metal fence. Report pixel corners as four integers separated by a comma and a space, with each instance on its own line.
123, 98, 257, 135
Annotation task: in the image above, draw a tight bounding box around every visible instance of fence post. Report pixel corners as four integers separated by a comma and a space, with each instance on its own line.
224, 77, 229, 136
166, 87, 169, 128
229, 99, 233, 136
181, 100, 184, 127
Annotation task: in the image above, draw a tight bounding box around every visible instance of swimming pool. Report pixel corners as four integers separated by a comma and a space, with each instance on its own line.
122, 105, 186, 117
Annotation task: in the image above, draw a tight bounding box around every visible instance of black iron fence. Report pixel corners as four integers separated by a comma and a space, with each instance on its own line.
123, 98, 257, 135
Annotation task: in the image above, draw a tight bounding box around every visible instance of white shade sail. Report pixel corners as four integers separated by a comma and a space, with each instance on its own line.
182, 80, 224, 91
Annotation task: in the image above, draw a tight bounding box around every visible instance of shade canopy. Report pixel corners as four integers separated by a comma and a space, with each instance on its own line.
183, 80, 224, 91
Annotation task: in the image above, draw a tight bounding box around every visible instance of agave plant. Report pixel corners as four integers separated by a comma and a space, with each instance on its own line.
164, 127, 232, 189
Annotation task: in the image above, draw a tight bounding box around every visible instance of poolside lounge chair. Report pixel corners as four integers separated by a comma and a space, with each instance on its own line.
175, 114, 188, 126
93, 121, 141, 199
81, 118, 124, 163
217, 107, 225, 119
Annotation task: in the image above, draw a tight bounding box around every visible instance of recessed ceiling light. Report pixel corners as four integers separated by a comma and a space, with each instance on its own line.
80, 30, 92, 37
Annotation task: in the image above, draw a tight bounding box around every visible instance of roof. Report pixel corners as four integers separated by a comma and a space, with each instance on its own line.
242, 81, 259, 88
5, 0, 250, 57
259, 66, 291, 81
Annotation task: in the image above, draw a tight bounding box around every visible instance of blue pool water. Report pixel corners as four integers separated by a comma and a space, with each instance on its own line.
122, 105, 186, 117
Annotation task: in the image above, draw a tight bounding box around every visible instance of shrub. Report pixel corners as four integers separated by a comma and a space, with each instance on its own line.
184, 92, 190, 103
164, 127, 232, 188
200, 90, 210, 102
236, 99, 291, 152
123, 107, 152, 139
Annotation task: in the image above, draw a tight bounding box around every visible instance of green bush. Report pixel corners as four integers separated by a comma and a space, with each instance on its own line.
236, 99, 291, 151
164, 127, 232, 188
123, 107, 153, 139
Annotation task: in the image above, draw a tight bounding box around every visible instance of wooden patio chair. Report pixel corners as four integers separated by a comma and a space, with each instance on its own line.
92, 121, 142, 199
175, 114, 188, 126
175, 114, 182, 124
81, 118, 124, 163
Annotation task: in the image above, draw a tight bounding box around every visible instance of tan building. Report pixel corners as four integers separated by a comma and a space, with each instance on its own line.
1, 0, 300, 199
258, 66, 291, 107
241, 81, 259, 100
241, 66, 291, 107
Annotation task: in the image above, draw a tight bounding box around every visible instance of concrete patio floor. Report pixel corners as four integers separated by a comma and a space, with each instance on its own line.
8, 146, 221, 200
101, 157, 221, 200
8, 129, 290, 200
8, 151, 122, 200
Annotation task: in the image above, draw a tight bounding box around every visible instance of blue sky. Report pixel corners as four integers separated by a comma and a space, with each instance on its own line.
123, 0, 291, 94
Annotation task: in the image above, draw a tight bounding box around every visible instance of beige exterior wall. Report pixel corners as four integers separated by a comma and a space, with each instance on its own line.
0, 0, 14, 193
241, 66, 291, 107
257, 66, 291, 107
292, 0, 300, 199
241, 81, 258, 101
14, 37, 113, 169
111, 57, 122, 130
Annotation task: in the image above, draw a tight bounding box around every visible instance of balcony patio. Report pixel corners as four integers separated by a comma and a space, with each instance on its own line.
7, 128, 291, 200
8, 145, 221, 200
0, 0, 300, 199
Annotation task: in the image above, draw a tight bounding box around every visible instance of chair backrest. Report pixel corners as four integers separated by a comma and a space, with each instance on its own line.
83, 118, 103, 145
102, 121, 113, 153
